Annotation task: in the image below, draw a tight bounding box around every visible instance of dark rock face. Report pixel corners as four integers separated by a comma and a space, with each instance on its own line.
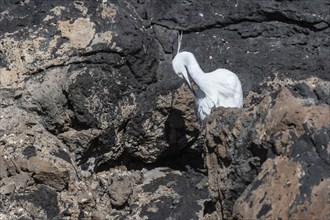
143, 0, 330, 93
0, 0, 329, 219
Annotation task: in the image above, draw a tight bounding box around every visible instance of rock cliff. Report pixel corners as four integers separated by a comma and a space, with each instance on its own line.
0, 0, 329, 219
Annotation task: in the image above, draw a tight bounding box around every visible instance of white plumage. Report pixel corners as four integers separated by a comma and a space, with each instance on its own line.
172, 43, 243, 124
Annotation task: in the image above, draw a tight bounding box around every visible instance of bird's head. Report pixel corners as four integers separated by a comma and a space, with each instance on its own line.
172, 53, 193, 91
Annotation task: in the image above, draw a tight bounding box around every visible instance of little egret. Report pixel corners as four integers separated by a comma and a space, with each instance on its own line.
172, 33, 243, 124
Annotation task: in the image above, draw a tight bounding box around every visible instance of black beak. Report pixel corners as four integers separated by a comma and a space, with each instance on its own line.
184, 80, 197, 98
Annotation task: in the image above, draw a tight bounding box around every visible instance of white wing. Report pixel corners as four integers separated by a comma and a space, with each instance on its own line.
201, 68, 243, 108
195, 89, 212, 124
194, 68, 243, 124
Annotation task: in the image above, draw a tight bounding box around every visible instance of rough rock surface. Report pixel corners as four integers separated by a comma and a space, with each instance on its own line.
205, 77, 330, 219
0, 0, 329, 219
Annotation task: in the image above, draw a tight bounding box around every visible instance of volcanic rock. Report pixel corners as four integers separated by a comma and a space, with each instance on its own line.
0, 0, 329, 219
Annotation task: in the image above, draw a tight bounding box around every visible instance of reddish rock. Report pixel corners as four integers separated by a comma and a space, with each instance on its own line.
205, 77, 330, 219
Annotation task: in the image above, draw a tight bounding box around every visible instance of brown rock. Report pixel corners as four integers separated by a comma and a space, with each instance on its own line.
17, 157, 70, 191
205, 77, 330, 219
233, 158, 330, 220
0, 156, 8, 178
0, 173, 31, 195
98, 172, 138, 207
233, 157, 301, 219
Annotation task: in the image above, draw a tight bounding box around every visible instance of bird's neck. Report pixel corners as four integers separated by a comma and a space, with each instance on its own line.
185, 56, 216, 98
185, 57, 204, 81
184, 59, 207, 91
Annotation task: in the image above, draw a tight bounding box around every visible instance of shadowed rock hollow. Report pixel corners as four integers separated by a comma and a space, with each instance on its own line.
0, 0, 329, 219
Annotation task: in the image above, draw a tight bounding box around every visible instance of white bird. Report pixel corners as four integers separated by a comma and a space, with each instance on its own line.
172, 33, 243, 124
